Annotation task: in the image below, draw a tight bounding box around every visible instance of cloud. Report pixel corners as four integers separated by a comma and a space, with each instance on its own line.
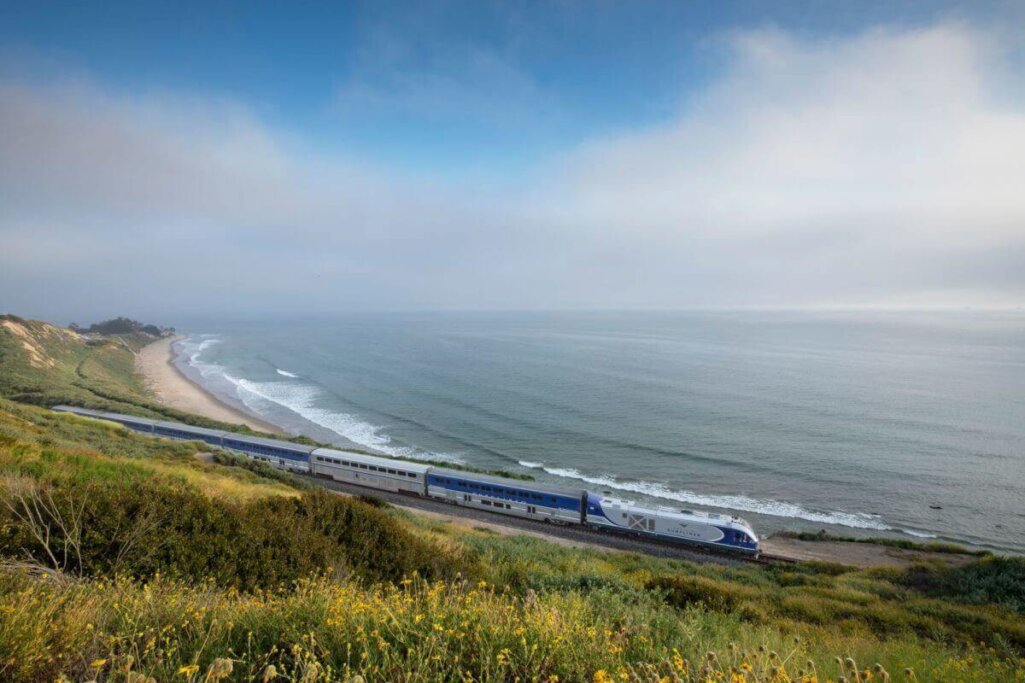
1, 22, 1025, 321
534, 23, 1025, 306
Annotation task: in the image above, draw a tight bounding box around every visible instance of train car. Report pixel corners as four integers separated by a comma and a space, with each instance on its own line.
53, 402, 105, 418
151, 419, 226, 447
310, 448, 430, 494
49, 407, 761, 554
103, 412, 160, 434
220, 433, 314, 473
585, 493, 759, 554
52, 405, 159, 434
426, 467, 587, 524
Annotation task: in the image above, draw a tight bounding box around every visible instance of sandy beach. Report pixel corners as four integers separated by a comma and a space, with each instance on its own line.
136, 336, 283, 434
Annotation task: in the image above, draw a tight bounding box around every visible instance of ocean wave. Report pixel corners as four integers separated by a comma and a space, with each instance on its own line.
518, 460, 544, 469
173, 338, 228, 384
276, 369, 299, 378
530, 464, 894, 532
901, 529, 939, 539
222, 375, 463, 464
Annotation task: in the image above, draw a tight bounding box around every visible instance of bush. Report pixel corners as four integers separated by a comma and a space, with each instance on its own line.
646, 573, 753, 611
899, 556, 1025, 614
0, 478, 472, 590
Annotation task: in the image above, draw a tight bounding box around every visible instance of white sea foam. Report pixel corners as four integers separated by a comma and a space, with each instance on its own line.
176, 337, 228, 383
532, 464, 894, 532
222, 375, 463, 464
173, 334, 927, 539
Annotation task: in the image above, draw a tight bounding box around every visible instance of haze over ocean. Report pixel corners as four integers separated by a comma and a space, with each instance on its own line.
172, 311, 1025, 553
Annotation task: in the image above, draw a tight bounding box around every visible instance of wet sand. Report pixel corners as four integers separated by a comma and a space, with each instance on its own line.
136, 336, 283, 434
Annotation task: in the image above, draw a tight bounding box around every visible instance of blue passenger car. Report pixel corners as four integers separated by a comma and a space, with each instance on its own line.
426, 467, 586, 524
52, 406, 158, 434
220, 434, 314, 473
152, 420, 225, 446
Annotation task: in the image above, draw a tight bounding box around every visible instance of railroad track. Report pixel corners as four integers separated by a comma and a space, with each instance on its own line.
300, 474, 794, 567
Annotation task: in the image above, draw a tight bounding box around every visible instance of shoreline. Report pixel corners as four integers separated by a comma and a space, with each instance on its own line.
131, 336, 988, 568
136, 335, 284, 434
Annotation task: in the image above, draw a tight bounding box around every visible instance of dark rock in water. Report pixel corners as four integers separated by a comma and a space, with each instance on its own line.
929, 505, 942, 510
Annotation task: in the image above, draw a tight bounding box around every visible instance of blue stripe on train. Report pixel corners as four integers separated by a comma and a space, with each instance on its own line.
221, 439, 310, 462
427, 474, 581, 512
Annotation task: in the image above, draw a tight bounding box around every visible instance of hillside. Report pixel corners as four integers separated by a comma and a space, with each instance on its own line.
1, 316, 1024, 681
0, 313, 308, 438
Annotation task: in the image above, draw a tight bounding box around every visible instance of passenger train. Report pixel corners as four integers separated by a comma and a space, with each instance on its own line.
52, 406, 760, 555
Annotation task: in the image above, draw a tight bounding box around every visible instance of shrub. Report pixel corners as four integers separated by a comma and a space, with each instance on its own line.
0, 477, 471, 589
646, 573, 754, 611
899, 556, 1025, 614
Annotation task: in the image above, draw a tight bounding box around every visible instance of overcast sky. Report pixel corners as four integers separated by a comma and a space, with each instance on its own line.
2, 1, 1025, 322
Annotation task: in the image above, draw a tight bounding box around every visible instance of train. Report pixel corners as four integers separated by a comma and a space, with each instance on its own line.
51, 405, 760, 555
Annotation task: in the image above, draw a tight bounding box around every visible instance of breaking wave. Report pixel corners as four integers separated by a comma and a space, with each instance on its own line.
276, 369, 299, 378
901, 529, 939, 539
518, 461, 894, 532
223, 375, 463, 464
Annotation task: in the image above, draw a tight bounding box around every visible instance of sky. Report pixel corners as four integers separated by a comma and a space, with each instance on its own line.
2, 1, 1025, 322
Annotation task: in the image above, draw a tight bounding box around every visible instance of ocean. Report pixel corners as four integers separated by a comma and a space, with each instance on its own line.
171, 311, 1025, 553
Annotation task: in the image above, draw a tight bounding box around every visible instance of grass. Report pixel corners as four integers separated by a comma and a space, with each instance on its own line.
0, 314, 537, 481
2, 569, 1023, 682
0, 398, 468, 590
2, 314, 1025, 681
0, 398, 296, 501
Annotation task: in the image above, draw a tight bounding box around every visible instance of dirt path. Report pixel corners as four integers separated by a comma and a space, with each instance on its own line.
761, 536, 980, 568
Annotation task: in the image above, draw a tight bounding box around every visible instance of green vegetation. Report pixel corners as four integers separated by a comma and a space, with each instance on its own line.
1, 315, 1024, 681
0, 398, 467, 589
0, 314, 256, 429
0, 314, 532, 479
69, 316, 175, 337
898, 556, 1025, 615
